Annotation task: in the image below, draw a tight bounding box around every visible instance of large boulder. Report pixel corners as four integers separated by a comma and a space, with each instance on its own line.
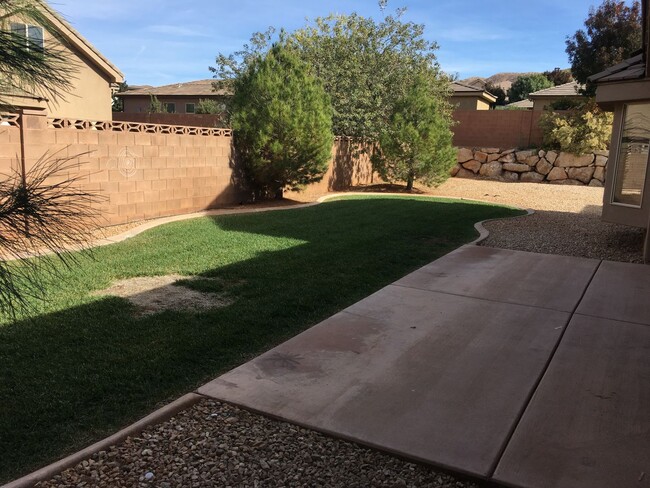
536, 158, 553, 176
525, 155, 540, 166
521, 171, 545, 183
503, 162, 530, 173
487, 153, 501, 163
547, 167, 568, 181
462, 160, 482, 174
556, 152, 594, 168
589, 179, 604, 187
479, 161, 503, 178
568, 166, 595, 184
546, 151, 558, 164
456, 167, 476, 179
593, 166, 606, 182
450, 164, 461, 177
457, 148, 474, 163
595, 155, 608, 167
498, 153, 516, 164
503, 171, 519, 182
474, 151, 488, 163
516, 150, 537, 162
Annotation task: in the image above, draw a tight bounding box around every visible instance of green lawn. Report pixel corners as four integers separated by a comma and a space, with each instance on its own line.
0, 195, 523, 483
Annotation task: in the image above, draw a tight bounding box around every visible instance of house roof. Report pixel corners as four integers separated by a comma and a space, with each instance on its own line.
528, 81, 583, 98
40, 1, 124, 83
588, 52, 646, 83
118, 80, 229, 97
506, 99, 534, 109
450, 82, 497, 102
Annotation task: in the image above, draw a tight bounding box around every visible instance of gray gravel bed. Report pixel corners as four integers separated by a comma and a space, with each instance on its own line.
37, 399, 478, 488
480, 210, 644, 263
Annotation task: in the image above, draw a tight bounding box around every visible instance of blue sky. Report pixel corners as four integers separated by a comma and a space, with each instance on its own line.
53, 0, 605, 86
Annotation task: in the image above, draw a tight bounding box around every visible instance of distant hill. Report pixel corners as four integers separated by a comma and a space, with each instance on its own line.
460, 72, 538, 93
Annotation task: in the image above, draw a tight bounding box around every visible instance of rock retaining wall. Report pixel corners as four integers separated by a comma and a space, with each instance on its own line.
452, 148, 608, 187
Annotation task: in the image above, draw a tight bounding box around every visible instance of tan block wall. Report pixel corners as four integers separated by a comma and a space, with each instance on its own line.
452, 109, 545, 149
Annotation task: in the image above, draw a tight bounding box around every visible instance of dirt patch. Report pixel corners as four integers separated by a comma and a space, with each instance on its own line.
93, 274, 233, 316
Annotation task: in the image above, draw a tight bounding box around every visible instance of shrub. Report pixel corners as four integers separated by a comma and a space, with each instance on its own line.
195, 98, 225, 114
539, 100, 613, 154
230, 43, 334, 199
372, 74, 456, 191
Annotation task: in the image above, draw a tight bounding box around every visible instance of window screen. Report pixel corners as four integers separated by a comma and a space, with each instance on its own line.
186, 103, 195, 114
613, 103, 650, 207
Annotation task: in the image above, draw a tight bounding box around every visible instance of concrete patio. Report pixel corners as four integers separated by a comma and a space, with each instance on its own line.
199, 245, 650, 488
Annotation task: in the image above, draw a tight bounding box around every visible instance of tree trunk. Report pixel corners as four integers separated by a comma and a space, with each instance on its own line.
275, 187, 284, 200
406, 175, 414, 192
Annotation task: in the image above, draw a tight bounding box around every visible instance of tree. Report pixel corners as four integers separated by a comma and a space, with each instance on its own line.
147, 94, 166, 113
195, 98, 224, 114
373, 74, 456, 191
507, 74, 553, 103
230, 43, 334, 199
212, 5, 445, 139
543, 68, 573, 86
0, 1, 101, 317
0, 0, 74, 111
111, 81, 128, 112
566, 0, 642, 96
485, 82, 506, 106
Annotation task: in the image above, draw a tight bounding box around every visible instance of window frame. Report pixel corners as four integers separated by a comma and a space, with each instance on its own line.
10, 22, 45, 51
185, 103, 196, 114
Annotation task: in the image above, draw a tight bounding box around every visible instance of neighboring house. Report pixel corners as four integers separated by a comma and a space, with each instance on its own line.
117, 80, 229, 114
528, 81, 584, 111
590, 0, 649, 260
2, 1, 124, 120
504, 99, 533, 110
450, 82, 497, 110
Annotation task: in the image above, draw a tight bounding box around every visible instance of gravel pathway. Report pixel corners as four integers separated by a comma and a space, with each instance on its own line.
37, 400, 477, 488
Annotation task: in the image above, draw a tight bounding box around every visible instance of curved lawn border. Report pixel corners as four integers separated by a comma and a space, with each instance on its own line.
3, 193, 532, 487
83, 192, 532, 251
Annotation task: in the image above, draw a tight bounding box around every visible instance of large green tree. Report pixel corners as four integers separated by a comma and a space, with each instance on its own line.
507, 74, 553, 103
566, 0, 642, 96
212, 5, 446, 139
230, 43, 334, 199
373, 74, 456, 191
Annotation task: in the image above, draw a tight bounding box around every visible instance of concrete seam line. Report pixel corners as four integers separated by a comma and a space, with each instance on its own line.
2, 393, 203, 488
471, 208, 535, 245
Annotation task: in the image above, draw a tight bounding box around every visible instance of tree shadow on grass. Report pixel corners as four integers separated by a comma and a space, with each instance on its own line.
0, 197, 524, 484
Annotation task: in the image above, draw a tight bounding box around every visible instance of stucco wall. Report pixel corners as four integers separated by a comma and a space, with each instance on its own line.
452, 110, 545, 148
122, 96, 226, 114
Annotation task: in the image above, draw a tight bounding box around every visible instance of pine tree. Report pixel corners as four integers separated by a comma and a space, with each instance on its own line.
373, 74, 456, 192
230, 43, 334, 199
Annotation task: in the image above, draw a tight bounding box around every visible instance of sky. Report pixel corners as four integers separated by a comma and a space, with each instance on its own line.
52, 0, 606, 87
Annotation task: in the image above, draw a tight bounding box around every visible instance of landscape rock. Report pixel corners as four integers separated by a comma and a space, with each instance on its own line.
479, 161, 503, 178
546, 151, 558, 164
450, 164, 461, 177
594, 150, 609, 157
538, 150, 546, 158
593, 166, 605, 182
457, 148, 474, 163
521, 171, 545, 183
552, 178, 583, 185
481, 147, 501, 154
547, 167, 568, 181
487, 153, 501, 163
556, 152, 594, 168
595, 155, 608, 167
503, 171, 519, 182
456, 167, 476, 179
568, 166, 595, 184
535, 158, 553, 176
516, 150, 536, 162
503, 162, 530, 173
501, 149, 516, 155
474, 151, 488, 163
462, 160, 482, 174
525, 155, 540, 166
498, 153, 516, 164
589, 179, 604, 187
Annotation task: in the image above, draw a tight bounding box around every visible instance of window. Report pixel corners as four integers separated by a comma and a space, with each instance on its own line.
612, 103, 650, 207
186, 103, 195, 114
165, 103, 176, 114
10, 22, 44, 51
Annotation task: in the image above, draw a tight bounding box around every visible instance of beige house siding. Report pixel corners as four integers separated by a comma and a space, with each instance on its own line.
531, 96, 582, 111
4, 5, 123, 121
451, 96, 491, 111
123, 95, 226, 114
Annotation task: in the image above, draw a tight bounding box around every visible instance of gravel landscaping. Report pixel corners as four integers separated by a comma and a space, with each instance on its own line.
37, 399, 477, 488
